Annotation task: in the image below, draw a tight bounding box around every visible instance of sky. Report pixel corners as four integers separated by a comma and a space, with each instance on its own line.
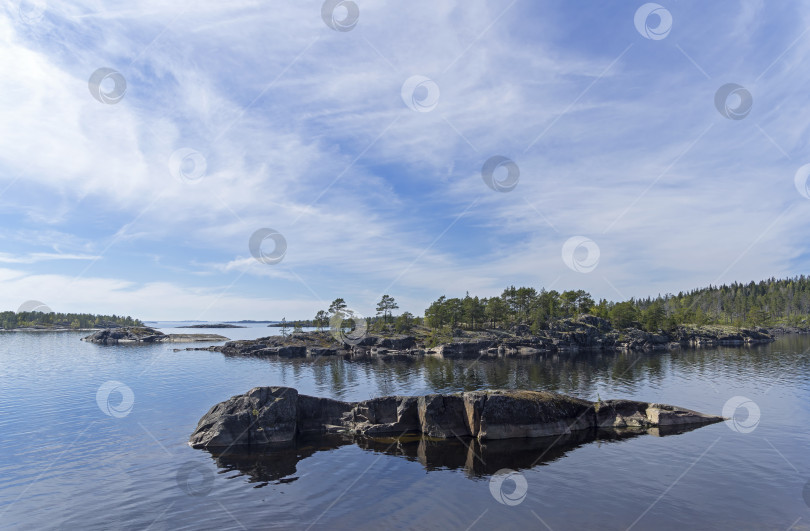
1, 0, 810, 321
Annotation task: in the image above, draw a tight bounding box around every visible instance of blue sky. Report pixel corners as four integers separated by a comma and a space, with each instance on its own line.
1, 0, 809, 320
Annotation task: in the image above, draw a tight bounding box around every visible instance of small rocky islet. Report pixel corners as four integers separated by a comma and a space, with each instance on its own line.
81, 327, 229, 344
188, 386, 724, 449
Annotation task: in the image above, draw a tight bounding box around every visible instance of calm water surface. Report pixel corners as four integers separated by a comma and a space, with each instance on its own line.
1, 324, 809, 530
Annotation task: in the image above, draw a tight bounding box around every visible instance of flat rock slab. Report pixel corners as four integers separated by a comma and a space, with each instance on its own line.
189, 386, 724, 449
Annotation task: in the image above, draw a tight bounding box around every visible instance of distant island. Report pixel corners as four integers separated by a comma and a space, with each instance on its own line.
267, 320, 314, 328
180, 324, 246, 329
187, 276, 810, 361
1, 311, 142, 331
203, 317, 777, 363
261, 276, 810, 346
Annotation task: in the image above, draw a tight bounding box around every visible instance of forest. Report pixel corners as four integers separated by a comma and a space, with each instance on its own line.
423, 276, 810, 333
1, 311, 142, 330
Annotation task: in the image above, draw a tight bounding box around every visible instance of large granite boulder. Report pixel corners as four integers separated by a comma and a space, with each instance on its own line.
189, 387, 724, 449
189, 387, 299, 448
428, 340, 496, 359
418, 394, 471, 437
276, 346, 307, 358
465, 390, 594, 439
296, 394, 355, 433
307, 347, 339, 357
345, 395, 421, 435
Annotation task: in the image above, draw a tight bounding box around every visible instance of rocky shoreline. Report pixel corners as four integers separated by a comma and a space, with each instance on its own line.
80, 316, 788, 358
188, 386, 723, 448
191, 315, 777, 361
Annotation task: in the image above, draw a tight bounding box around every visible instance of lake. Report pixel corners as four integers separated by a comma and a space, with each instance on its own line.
1, 324, 809, 530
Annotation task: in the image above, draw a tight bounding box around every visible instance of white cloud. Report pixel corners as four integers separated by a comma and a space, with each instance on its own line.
0, 1, 809, 318
0, 252, 100, 264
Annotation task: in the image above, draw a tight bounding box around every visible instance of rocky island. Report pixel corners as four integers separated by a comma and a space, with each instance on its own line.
189, 315, 775, 362
188, 386, 724, 449
81, 327, 229, 344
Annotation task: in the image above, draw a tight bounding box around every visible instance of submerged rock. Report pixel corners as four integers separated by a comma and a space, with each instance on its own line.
188, 386, 724, 449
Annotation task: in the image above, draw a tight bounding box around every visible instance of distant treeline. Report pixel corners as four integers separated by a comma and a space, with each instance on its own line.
268, 320, 315, 327
424, 276, 810, 332
623, 276, 810, 329
1, 311, 142, 330
425, 288, 593, 331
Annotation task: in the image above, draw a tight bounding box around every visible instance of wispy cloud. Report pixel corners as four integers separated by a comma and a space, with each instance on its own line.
0, 252, 101, 264
0, 1, 809, 318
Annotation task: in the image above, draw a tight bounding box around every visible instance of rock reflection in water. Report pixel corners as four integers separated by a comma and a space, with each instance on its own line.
204, 423, 705, 487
